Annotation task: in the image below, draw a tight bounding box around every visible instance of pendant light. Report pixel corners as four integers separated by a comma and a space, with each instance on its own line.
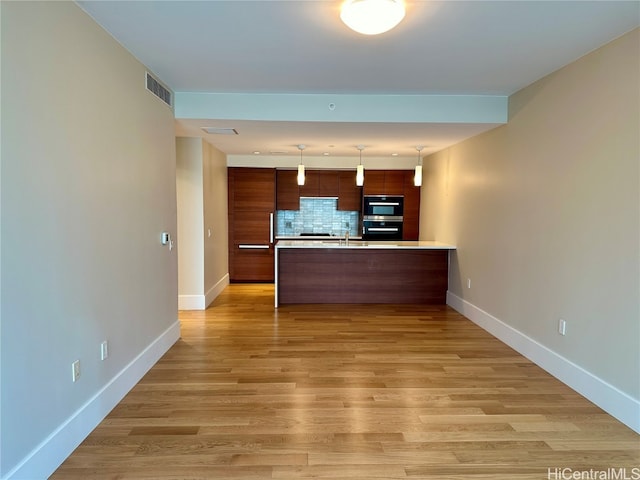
297, 144, 306, 186
356, 145, 365, 187
414, 145, 424, 187
340, 0, 406, 35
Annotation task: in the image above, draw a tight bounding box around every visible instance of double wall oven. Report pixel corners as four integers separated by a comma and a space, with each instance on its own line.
362, 195, 404, 240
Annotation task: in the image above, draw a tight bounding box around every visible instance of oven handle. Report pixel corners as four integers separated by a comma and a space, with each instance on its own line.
368, 202, 400, 206
238, 244, 270, 249
367, 227, 400, 232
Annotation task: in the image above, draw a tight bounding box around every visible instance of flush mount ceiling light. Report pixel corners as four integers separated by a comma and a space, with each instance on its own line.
414, 145, 424, 187
297, 144, 306, 186
340, 0, 406, 35
356, 145, 365, 187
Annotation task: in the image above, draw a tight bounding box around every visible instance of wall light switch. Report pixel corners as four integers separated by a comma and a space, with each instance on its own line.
72, 360, 80, 382
101, 341, 109, 360
558, 319, 567, 336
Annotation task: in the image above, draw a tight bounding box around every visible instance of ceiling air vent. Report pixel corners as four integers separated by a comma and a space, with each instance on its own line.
201, 127, 238, 135
145, 72, 172, 107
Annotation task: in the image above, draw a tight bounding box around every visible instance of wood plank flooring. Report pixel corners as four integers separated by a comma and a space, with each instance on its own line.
52, 284, 639, 479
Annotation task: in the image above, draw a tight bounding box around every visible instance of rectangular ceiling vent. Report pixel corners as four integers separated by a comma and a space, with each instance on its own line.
145, 72, 172, 107
201, 127, 238, 135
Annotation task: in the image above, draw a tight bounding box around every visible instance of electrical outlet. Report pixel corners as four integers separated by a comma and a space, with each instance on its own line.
558, 319, 567, 336
101, 341, 109, 360
72, 360, 80, 382
345, 221, 350, 228
467, 278, 471, 289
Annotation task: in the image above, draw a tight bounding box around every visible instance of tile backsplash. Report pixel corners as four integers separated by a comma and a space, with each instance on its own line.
277, 197, 359, 237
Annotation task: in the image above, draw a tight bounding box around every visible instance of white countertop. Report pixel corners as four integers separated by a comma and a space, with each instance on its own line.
275, 240, 456, 250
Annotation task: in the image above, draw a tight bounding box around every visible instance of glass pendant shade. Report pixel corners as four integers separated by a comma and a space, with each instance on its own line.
414, 165, 422, 187
297, 144, 306, 186
414, 145, 424, 187
340, 0, 406, 35
356, 164, 364, 186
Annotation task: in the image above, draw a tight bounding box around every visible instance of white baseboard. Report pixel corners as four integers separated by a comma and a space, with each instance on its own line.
178, 294, 205, 310
178, 274, 229, 310
447, 291, 640, 434
4, 320, 181, 480
205, 274, 229, 308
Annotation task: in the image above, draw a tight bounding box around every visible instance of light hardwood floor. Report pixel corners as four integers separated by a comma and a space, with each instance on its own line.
52, 284, 639, 479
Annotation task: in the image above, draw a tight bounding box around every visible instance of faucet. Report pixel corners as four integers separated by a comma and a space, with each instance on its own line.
345, 230, 349, 246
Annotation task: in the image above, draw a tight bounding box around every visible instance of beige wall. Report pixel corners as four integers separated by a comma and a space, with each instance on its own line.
422, 29, 639, 404
176, 137, 228, 309
203, 141, 229, 297
176, 138, 205, 297
1, 1, 178, 476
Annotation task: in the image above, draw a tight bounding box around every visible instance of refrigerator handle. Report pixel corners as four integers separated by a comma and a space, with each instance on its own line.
269, 212, 274, 244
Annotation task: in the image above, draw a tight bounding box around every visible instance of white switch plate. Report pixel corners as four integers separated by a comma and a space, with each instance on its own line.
558, 319, 567, 336
72, 360, 80, 382
467, 278, 471, 289
101, 341, 109, 360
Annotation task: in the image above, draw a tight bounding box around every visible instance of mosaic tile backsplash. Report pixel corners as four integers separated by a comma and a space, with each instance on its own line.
277, 197, 360, 237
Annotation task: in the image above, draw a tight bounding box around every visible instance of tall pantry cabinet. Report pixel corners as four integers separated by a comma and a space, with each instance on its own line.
227, 167, 276, 282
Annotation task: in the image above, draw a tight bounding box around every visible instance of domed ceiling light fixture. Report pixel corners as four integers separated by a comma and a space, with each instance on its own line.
297, 144, 306, 186
340, 0, 406, 35
414, 145, 424, 187
356, 145, 365, 187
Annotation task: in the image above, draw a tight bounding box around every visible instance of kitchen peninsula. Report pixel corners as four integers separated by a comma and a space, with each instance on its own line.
275, 240, 456, 307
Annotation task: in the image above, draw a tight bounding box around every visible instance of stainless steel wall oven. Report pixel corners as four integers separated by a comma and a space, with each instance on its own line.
362, 195, 404, 240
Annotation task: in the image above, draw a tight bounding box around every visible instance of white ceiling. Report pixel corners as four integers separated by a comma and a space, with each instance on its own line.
78, 0, 639, 159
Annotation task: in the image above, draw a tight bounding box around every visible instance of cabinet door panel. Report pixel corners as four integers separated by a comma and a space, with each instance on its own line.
228, 167, 275, 282
232, 211, 273, 244
318, 171, 339, 197
363, 171, 385, 195
276, 170, 300, 210
299, 170, 319, 197
337, 171, 362, 211
230, 247, 274, 282
403, 171, 420, 240
384, 170, 405, 195
229, 168, 275, 211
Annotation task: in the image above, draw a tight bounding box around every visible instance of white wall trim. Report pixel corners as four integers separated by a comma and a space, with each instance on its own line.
178, 294, 205, 310
447, 291, 640, 434
205, 274, 229, 309
3, 320, 181, 480
178, 274, 229, 311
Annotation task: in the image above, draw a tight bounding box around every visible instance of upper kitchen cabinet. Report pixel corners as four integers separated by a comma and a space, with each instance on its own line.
363, 170, 405, 196
318, 171, 339, 197
276, 170, 300, 210
298, 170, 319, 197
228, 167, 276, 282
298, 170, 339, 198
337, 171, 362, 211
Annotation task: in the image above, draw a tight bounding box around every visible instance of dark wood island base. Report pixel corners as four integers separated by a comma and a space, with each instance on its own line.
275, 241, 456, 306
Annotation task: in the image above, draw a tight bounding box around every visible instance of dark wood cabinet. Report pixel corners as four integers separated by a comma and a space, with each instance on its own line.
298, 170, 319, 198
228, 167, 276, 282
276, 170, 299, 210
384, 170, 406, 195
363, 170, 404, 195
277, 169, 360, 212
337, 171, 362, 211
318, 171, 339, 197
363, 171, 386, 195
362, 169, 420, 240
403, 170, 421, 240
